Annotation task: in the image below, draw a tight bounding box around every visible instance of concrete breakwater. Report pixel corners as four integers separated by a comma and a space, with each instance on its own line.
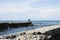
0, 25, 60, 40
0, 22, 32, 30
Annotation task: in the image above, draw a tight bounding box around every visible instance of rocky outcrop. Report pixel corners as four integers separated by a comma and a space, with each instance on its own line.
0, 32, 51, 40
45, 28, 60, 40
0, 25, 60, 40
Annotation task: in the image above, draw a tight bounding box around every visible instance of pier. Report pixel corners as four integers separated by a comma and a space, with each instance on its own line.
0, 25, 60, 40
0, 21, 33, 30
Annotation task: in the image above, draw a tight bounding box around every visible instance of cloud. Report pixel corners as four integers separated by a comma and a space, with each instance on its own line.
0, 3, 29, 13
38, 7, 60, 20
0, 3, 37, 20
0, 0, 60, 20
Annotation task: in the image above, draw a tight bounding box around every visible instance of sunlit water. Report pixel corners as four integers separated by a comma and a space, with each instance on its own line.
0, 20, 60, 36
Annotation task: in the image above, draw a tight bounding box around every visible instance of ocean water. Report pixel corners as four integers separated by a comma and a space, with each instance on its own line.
0, 20, 60, 36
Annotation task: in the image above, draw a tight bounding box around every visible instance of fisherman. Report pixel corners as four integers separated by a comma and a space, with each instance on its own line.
28, 19, 31, 22
28, 19, 34, 26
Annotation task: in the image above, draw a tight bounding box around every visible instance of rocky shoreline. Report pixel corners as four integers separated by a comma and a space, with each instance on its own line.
0, 25, 60, 40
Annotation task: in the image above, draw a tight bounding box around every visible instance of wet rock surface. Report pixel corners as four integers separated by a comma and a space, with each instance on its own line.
42, 28, 60, 40
0, 25, 60, 40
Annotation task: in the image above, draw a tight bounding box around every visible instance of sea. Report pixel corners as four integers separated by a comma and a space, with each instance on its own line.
0, 20, 60, 36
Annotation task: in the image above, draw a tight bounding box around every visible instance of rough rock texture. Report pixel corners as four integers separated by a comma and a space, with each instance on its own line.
0, 32, 51, 40
0, 25, 60, 40
47, 28, 60, 40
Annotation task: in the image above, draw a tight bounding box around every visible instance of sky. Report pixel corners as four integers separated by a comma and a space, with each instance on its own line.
0, 0, 60, 20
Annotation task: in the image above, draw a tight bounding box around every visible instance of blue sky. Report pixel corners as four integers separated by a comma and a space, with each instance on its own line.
0, 0, 60, 20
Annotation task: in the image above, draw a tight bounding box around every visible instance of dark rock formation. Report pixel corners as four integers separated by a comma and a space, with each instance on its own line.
32, 32, 42, 35
44, 28, 60, 40
20, 32, 26, 35
37, 32, 42, 35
